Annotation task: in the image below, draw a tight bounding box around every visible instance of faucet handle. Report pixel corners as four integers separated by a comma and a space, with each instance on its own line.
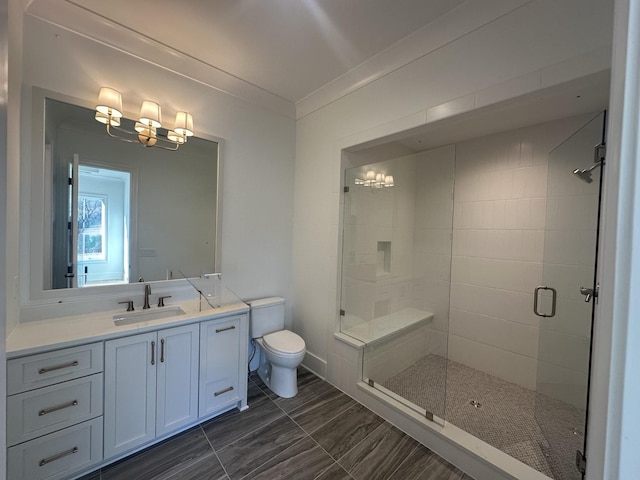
118, 300, 135, 312
158, 295, 172, 307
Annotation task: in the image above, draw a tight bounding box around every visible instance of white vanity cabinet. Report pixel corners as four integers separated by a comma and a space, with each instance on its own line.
103, 323, 199, 459
6, 343, 104, 480
199, 315, 247, 417
6, 304, 250, 480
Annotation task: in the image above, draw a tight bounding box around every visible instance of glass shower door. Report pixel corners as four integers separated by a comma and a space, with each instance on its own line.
534, 112, 605, 479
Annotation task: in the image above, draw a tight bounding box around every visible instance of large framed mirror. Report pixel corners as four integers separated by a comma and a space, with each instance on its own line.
27, 88, 222, 300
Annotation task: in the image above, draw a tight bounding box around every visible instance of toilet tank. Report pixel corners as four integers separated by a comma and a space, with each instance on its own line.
248, 297, 286, 338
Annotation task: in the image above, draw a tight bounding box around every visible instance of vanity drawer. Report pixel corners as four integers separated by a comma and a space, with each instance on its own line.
8, 417, 103, 480
7, 374, 103, 447
8, 343, 104, 395
199, 317, 241, 417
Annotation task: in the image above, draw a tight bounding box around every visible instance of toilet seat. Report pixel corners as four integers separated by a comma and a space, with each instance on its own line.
262, 330, 305, 355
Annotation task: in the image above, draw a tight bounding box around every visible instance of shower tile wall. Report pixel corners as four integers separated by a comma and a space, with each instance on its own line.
344, 150, 454, 384
412, 146, 456, 356
449, 117, 591, 390
342, 157, 417, 325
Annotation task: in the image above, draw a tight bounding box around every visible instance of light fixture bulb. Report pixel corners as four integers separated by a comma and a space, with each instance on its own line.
96, 87, 123, 118
95, 111, 121, 127
139, 101, 162, 128
134, 122, 147, 133
174, 112, 194, 137
366, 170, 376, 181
167, 130, 187, 144
385, 175, 394, 187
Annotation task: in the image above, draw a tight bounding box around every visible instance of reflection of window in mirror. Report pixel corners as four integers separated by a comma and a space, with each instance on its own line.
78, 194, 106, 262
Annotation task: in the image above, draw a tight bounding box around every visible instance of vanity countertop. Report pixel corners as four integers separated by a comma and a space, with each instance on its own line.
6, 300, 249, 359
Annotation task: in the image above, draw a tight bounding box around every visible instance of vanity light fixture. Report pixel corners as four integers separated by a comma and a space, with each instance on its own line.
95, 87, 194, 151
355, 169, 394, 189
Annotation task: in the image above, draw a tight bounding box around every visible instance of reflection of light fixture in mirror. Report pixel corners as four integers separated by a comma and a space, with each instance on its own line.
355, 169, 395, 189
95, 87, 194, 151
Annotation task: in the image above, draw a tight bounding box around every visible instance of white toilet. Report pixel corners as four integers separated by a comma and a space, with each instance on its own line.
248, 297, 306, 398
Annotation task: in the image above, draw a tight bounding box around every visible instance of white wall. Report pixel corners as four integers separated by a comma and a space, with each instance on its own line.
0, 0, 6, 472
17, 15, 296, 319
3, 0, 23, 471
5, 0, 21, 334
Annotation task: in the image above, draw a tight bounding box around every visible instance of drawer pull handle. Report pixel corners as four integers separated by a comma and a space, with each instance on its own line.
39, 400, 79, 416
160, 338, 165, 363
151, 341, 156, 366
39, 360, 79, 374
215, 325, 236, 333
214, 386, 234, 397
39, 446, 78, 467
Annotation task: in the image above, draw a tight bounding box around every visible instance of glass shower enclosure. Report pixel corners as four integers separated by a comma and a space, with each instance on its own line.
339, 112, 605, 480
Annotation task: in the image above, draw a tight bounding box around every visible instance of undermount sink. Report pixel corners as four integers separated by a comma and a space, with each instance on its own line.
113, 306, 186, 326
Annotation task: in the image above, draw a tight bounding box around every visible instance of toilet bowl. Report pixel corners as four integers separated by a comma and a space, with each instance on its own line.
249, 297, 306, 398
256, 330, 305, 398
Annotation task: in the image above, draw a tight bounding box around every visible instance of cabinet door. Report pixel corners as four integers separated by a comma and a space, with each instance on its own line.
104, 332, 157, 459
199, 317, 241, 417
156, 323, 199, 437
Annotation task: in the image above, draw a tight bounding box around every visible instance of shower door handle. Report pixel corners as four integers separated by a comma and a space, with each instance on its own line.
534, 286, 557, 318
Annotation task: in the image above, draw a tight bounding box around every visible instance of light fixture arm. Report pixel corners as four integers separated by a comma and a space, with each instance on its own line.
105, 119, 180, 151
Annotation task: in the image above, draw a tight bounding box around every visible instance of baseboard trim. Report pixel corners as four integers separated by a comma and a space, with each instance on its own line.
302, 351, 327, 378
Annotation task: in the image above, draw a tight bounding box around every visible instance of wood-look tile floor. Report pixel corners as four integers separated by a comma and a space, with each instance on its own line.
80, 369, 474, 480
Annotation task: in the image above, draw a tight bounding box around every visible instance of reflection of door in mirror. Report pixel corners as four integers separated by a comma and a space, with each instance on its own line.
76, 164, 131, 287
52, 157, 132, 288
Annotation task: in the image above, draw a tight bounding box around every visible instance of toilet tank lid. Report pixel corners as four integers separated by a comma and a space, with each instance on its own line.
247, 297, 285, 309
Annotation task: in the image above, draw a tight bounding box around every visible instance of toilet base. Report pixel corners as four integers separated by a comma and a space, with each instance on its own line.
257, 361, 298, 398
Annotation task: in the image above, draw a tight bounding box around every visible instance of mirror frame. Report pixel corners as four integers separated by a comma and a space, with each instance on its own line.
23, 87, 223, 304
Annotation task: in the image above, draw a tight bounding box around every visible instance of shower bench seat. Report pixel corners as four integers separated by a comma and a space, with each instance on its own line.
340, 307, 433, 347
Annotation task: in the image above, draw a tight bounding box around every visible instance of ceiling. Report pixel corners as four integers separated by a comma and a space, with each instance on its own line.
25, 0, 467, 104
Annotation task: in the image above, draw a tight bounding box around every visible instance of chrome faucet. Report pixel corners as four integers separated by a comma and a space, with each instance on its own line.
143, 284, 151, 309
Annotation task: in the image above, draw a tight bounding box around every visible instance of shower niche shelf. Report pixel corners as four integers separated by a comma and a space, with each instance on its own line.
376, 241, 391, 276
